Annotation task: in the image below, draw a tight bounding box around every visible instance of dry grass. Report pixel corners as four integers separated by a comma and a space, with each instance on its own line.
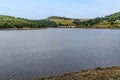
33, 66, 120, 80
51, 19, 74, 25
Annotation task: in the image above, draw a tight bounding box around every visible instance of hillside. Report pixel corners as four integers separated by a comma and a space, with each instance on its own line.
0, 15, 44, 29
33, 66, 120, 80
36, 20, 57, 27
45, 16, 88, 26
41, 12, 120, 28
46, 16, 75, 26
104, 12, 120, 21
1, 12, 120, 28
77, 12, 120, 28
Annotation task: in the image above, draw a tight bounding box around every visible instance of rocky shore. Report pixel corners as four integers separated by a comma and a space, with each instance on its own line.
33, 66, 120, 80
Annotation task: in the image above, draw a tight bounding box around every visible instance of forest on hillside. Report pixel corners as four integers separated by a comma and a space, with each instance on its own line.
0, 15, 45, 29
76, 12, 120, 28
1, 12, 120, 29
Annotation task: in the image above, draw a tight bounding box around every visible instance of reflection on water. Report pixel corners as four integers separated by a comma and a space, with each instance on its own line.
0, 28, 120, 80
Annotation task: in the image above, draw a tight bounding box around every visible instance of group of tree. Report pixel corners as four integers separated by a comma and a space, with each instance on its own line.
0, 15, 45, 29
76, 12, 120, 28
1, 12, 120, 29
36, 20, 57, 27
47, 16, 72, 20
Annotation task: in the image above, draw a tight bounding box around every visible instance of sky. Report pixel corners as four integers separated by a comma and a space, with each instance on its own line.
0, 0, 120, 19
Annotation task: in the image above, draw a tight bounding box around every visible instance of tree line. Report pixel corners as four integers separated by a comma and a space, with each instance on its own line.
0, 15, 45, 29
75, 12, 120, 28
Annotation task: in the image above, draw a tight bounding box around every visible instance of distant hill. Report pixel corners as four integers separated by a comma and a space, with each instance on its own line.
0, 15, 44, 29
1, 12, 120, 29
46, 16, 75, 26
47, 16, 73, 20
45, 16, 88, 26
77, 12, 120, 28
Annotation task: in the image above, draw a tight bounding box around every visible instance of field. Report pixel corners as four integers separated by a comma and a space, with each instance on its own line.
48, 19, 74, 25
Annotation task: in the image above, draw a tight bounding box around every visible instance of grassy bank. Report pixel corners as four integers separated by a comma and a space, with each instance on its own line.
33, 66, 120, 80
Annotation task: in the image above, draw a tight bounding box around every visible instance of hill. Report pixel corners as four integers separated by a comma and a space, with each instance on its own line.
36, 20, 57, 27
47, 16, 72, 20
0, 15, 44, 29
45, 16, 88, 26
46, 16, 75, 26
104, 12, 120, 21
77, 12, 120, 28
33, 66, 120, 80
1, 12, 120, 29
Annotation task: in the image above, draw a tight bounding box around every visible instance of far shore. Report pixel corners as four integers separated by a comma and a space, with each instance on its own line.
33, 66, 120, 80
0, 27, 47, 30
1, 27, 120, 31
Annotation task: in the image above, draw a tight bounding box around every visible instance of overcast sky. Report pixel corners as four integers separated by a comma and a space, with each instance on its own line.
0, 0, 120, 19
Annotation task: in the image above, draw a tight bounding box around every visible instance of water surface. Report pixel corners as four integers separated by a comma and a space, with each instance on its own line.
0, 28, 120, 80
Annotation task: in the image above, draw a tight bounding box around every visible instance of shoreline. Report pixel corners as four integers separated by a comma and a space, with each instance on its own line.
33, 66, 120, 80
1, 27, 120, 31
0, 28, 47, 31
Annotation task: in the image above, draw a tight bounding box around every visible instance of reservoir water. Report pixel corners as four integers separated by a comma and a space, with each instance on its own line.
0, 28, 120, 80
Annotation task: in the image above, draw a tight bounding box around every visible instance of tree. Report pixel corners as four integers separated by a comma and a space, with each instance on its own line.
72, 20, 80, 26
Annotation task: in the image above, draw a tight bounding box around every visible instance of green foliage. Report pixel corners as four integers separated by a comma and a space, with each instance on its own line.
0, 15, 44, 29
2, 12, 120, 29
77, 12, 120, 28
72, 19, 80, 26
104, 12, 120, 21
47, 16, 72, 20
36, 20, 57, 27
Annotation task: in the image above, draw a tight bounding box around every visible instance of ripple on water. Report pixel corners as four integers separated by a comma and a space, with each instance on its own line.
0, 29, 120, 80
